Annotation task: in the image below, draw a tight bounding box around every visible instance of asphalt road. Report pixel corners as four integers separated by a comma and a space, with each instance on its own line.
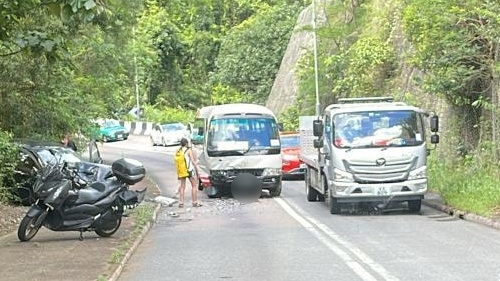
102, 135, 500, 281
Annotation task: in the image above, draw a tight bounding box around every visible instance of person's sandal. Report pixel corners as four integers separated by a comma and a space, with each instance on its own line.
192, 202, 202, 207
179, 203, 184, 208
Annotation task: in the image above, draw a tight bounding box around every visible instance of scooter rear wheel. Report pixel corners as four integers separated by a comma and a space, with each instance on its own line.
95, 216, 122, 237
18, 215, 42, 242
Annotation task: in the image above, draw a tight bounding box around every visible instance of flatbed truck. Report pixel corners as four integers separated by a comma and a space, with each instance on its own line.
299, 97, 440, 214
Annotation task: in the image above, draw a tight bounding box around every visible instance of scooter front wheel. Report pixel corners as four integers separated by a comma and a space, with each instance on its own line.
18, 215, 43, 242
95, 216, 122, 237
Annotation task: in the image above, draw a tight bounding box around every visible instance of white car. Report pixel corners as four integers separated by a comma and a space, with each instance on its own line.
150, 122, 190, 146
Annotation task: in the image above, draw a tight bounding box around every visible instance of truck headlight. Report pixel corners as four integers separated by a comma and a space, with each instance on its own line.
262, 168, 281, 177
334, 168, 354, 182
408, 166, 427, 180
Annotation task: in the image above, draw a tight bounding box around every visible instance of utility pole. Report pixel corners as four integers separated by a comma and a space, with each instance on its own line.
134, 55, 140, 120
133, 27, 140, 120
312, 0, 320, 116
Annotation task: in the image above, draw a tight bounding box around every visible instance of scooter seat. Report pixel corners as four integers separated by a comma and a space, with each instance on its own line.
74, 181, 121, 205
90, 182, 106, 192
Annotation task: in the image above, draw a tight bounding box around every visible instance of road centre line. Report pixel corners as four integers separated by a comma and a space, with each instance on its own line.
305, 214, 400, 281
274, 198, 400, 281
274, 198, 377, 281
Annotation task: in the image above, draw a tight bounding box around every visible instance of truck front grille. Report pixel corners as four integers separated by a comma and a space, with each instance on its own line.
343, 156, 417, 184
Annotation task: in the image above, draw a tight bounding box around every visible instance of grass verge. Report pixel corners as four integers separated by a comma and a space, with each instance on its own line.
428, 153, 500, 217
97, 202, 157, 281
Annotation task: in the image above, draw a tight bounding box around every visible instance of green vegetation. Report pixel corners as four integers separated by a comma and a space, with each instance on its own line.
278, 105, 300, 132
214, 3, 303, 104
0, 0, 303, 142
0, 132, 19, 202
428, 152, 500, 217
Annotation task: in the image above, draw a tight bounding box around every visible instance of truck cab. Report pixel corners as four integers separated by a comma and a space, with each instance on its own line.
299, 97, 440, 214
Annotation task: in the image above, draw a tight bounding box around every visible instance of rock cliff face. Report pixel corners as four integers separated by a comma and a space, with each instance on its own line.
265, 5, 314, 117
266, 2, 451, 153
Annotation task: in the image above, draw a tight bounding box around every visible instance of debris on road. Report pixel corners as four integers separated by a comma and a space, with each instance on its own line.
153, 196, 177, 207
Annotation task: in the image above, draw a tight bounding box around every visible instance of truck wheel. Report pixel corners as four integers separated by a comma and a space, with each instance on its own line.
269, 181, 282, 197
206, 186, 222, 198
305, 171, 318, 202
327, 187, 341, 214
408, 199, 421, 213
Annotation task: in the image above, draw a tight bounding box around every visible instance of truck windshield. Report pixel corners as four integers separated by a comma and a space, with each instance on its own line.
332, 110, 425, 148
207, 117, 280, 156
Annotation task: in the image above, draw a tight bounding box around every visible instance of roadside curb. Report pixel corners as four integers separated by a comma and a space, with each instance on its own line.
423, 198, 500, 231
108, 201, 162, 281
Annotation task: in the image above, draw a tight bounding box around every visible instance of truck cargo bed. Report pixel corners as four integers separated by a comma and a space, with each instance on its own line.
299, 153, 319, 169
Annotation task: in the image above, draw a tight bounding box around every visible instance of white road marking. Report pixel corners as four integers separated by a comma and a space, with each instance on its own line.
275, 197, 400, 281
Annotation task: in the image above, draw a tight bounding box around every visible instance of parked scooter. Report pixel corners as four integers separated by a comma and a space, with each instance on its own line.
17, 158, 147, 242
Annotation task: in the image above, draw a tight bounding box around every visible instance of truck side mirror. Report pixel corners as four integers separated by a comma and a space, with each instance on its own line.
430, 115, 439, 133
430, 134, 439, 144
277, 123, 284, 131
313, 138, 324, 148
313, 119, 323, 137
198, 127, 204, 136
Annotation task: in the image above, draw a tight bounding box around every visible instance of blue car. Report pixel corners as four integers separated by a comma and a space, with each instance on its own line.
97, 119, 129, 142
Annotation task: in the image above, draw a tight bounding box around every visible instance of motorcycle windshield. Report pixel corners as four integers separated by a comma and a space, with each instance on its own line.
44, 179, 72, 205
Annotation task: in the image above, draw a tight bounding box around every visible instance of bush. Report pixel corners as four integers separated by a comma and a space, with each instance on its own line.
428, 152, 500, 217
278, 106, 299, 132
0, 131, 21, 203
142, 104, 196, 124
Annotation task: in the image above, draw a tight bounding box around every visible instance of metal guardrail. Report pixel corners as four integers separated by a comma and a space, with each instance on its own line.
118, 121, 154, 135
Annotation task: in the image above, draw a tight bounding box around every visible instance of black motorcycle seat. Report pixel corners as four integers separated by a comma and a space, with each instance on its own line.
90, 182, 106, 192
74, 181, 121, 205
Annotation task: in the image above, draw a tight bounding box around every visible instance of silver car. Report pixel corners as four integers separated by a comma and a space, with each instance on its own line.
150, 122, 190, 146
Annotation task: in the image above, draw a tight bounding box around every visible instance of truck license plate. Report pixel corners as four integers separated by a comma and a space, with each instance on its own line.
377, 187, 390, 195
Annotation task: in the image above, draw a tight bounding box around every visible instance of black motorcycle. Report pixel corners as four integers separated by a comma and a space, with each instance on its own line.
17, 158, 147, 242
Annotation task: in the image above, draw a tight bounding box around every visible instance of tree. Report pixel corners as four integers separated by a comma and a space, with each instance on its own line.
213, 3, 303, 104
402, 0, 500, 152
